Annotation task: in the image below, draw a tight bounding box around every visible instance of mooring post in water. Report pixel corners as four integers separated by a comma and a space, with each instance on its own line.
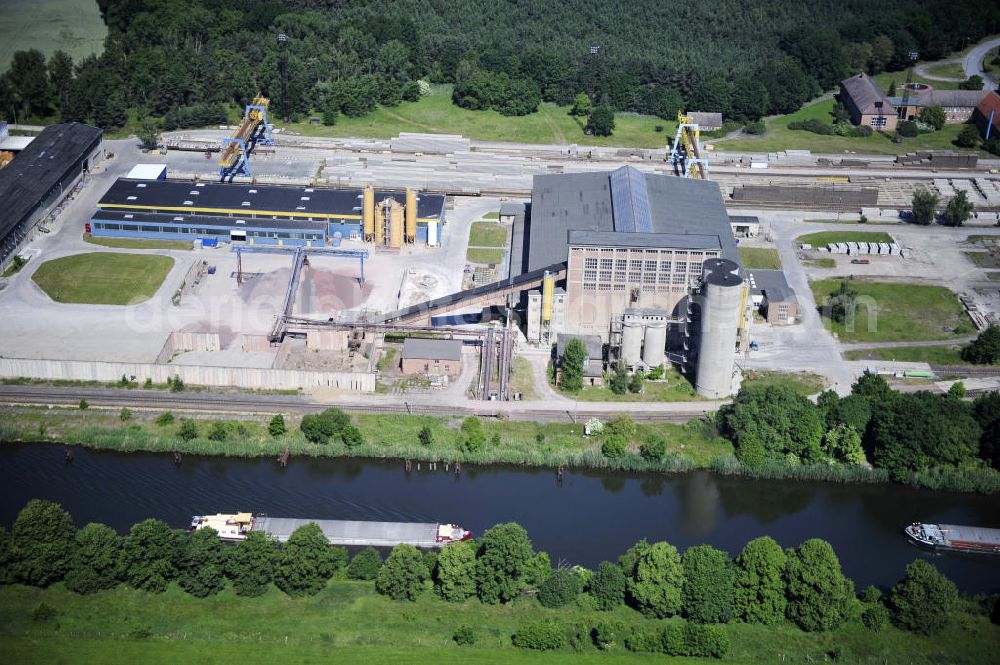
64, 447, 73, 463
173, 452, 182, 465
556, 465, 564, 482
455, 462, 461, 476
404, 459, 412, 473
277, 449, 289, 468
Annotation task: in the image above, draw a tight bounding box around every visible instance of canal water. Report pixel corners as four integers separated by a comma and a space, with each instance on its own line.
1, 443, 998, 594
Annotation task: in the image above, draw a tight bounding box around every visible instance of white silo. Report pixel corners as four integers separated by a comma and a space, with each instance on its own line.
695, 258, 743, 398
642, 313, 667, 368
621, 311, 644, 367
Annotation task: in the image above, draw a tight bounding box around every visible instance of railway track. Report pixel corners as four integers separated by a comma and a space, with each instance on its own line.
0, 386, 706, 424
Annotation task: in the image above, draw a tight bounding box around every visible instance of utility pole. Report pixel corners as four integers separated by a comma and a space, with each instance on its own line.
277, 33, 289, 122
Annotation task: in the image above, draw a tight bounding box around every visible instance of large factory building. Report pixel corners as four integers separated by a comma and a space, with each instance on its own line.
513, 166, 746, 398
90, 178, 446, 247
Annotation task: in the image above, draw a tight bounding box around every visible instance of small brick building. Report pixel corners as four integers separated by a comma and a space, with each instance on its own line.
400, 338, 463, 377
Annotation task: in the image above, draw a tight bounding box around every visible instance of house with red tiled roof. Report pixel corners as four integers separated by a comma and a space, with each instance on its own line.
974, 90, 1000, 140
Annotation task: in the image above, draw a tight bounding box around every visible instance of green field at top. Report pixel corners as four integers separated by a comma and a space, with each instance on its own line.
468, 222, 508, 248
811, 279, 971, 343
31, 252, 174, 305
0, 576, 996, 665
714, 98, 975, 154
283, 85, 676, 149
0, 0, 106, 72
796, 230, 893, 247
737, 247, 781, 269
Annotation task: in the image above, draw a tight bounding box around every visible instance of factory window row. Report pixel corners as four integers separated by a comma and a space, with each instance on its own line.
92, 222, 322, 240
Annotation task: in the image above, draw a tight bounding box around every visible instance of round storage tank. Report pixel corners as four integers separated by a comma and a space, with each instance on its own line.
642, 318, 667, 368
695, 262, 743, 399
622, 317, 643, 367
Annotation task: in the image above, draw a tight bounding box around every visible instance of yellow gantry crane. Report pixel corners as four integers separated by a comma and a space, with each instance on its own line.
667, 111, 709, 179
219, 94, 273, 181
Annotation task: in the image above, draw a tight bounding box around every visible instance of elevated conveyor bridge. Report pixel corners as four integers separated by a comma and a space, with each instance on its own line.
219, 95, 273, 182
380, 262, 567, 326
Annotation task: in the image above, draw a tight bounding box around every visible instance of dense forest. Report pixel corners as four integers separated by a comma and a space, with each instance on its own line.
0, 0, 997, 132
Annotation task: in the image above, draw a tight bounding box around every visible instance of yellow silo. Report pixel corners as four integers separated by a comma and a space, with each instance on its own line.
405, 188, 417, 243
541, 271, 554, 323
363, 186, 375, 241
388, 199, 404, 248
374, 199, 385, 245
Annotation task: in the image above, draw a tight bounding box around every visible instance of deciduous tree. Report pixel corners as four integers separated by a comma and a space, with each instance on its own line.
226, 530, 278, 597
681, 545, 735, 623
376, 543, 426, 601
177, 527, 225, 597
65, 522, 122, 594
911, 188, 939, 225
267, 414, 287, 437
537, 568, 583, 608
888, 559, 957, 634
587, 106, 616, 136
784, 539, 853, 631
733, 536, 787, 624
560, 338, 586, 392
475, 522, 534, 604
589, 560, 626, 610
347, 547, 382, 580
626, 541, 684, 618
943, 190, 974, 227
918, 105, 945, 130
274, 523, 339, 596
12, 499, 75, 587
121, 519, 181, 592
435, 540, 476, 601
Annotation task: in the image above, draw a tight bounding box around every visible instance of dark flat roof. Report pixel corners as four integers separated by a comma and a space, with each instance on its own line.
0, 123, 102, 238
748, 268, 796, 303
98, 178, 445, 220
92, 209, 323, 231
520, 170, 738, 274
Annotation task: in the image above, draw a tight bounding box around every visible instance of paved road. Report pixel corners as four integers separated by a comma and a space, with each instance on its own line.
964, 36, 1000, 89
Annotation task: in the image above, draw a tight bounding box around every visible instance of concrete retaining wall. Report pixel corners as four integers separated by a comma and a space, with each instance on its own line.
241, 334, 272, 353
155, 332, 222, 364
272, 341, 294, 369
0, 357, 375, 392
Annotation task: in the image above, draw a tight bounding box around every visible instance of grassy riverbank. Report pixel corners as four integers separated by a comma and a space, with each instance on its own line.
0, 408, 731, 471
3, 406, 997, 491
0, 580, 995, 665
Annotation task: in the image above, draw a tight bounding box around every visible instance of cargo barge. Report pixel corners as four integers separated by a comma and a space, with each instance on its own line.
191, 512, 471, 548
904, 522, 1000, 555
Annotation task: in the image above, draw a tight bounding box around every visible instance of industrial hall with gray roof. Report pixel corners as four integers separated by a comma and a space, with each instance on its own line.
514, 166, 747, 398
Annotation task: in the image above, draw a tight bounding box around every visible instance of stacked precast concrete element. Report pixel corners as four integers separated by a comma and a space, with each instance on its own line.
695, 258, 743, 398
